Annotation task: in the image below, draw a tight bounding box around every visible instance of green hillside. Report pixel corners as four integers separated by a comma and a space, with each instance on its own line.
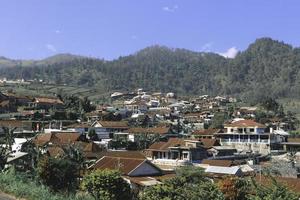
0, 38, 299, 104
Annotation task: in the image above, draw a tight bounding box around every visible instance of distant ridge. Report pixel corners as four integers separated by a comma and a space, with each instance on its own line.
0, 37, 299, 103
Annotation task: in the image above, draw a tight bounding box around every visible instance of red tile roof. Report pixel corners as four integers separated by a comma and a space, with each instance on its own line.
199, 138, 220, 148
225, 120, 266, 128
33, 132, 80, 146
97, 121, 129, 129
201, 159, 233, 167
147, 138, 186, 151
91, 156, 146, 175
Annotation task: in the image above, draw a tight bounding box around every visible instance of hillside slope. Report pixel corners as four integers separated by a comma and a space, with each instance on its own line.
0, 38, 299, 103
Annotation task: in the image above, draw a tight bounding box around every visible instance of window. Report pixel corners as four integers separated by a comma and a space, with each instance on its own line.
249, 128, 254, 132
183, 153, 188, 159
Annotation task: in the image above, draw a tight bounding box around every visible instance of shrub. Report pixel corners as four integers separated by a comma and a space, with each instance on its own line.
81, 169, 132, 200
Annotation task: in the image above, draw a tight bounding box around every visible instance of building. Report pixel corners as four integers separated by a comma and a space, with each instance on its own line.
145, 138, 208, 168
91, 121, 129, 139
215, 119, 284, 155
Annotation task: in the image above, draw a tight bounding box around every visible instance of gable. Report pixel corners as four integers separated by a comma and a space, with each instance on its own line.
129, 161, 161, 176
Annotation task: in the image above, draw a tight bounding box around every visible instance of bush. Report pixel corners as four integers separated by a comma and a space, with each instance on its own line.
37, 156, 79, 192
81, 169, 132, 200
0, 168, 93, 200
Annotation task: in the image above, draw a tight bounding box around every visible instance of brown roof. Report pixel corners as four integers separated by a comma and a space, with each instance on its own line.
35, 97, 63, 104
225, 120, 266, 128
0, 120, 25, 128
83, 142, 103, 152
97, 121, 129, 129
47, 146, 65, 157
91, 156, 146, 175
127, 127, 170, 135
193, 129, 221, 135
199, 138, 220, 148
148, 138, 186, 151
33, 132, 80, 146
54, 132, 81, 144
201, 159, 233, 167
33, 133, 60, 146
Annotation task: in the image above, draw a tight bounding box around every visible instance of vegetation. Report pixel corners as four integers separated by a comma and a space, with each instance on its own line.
37, 146, 84, 192
140, 166, 225, 200
81, 169, 132, 200
0, 168, 93, 200
1, 38, 300, 105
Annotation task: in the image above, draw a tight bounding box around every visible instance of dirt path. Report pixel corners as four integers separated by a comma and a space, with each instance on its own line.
0, 192, 17, 200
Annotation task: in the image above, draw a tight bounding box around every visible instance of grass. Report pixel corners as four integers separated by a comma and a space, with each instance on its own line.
0, 169, 94, 200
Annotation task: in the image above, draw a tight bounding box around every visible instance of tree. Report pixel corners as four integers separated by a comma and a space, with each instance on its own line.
261, 97, 279, 113
248, 177, 299, 200
140, 166, 224, 200
37, 156, 79, 192
37, 145, 84, 192
218, 176, 250, 200
81, 169, 132, 200
210, 112, 227, 129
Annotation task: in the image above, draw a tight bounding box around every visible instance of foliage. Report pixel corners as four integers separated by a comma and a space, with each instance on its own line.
0, 168, 93, 200
81, 169, 132, 200
210, 112, 228, 129
37, 156, 79, 192
37, 146, 84, 192
140, 166, 224, 200
248, 177, 299, 200
2, 38, 300, 104
218, 176, 251, 200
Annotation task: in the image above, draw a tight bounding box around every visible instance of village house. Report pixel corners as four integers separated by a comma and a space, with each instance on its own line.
29, 97, 64, 110
88, 151, 162, 177
145, 138, 208, 168
121, 127, 172, 142
91, 120, 129, 139
214, 119, 285, 155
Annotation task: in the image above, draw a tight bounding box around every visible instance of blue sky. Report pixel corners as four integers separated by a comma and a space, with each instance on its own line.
0, 0, 299, 60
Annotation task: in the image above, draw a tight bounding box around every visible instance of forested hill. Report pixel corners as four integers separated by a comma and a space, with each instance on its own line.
0, 37, 300, 103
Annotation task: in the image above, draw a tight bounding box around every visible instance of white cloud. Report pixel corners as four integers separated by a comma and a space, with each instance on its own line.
54, 30, 61, 34
162, 5, 178, 12
219, 47, 238, 58
201, 42, 214, 52
45, 44, 57, 52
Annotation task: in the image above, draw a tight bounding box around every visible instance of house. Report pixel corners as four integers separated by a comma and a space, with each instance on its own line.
89, 155, 162, 177
124, 96, 148, 114
46, 141, 103, 160
145, 138, 208, 168
125, 127, 172, 142
215, 119, 284, 155
205, 166, 243, 177
66, 123, 91, 135
33, 132, 81, 147
29, 97, 64, 110
91, 121, 129, 140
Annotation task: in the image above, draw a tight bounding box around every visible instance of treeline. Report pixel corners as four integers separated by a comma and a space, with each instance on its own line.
1, 38, 300, 103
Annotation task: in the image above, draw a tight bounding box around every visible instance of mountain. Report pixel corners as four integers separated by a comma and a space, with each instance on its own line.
0, 38, 299, 103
